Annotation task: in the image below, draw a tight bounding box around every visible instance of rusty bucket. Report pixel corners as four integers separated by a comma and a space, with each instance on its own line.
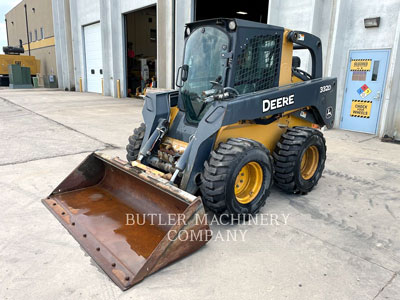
42, 153, 211, 290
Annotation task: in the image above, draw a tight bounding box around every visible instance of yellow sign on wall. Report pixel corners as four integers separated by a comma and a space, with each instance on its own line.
350, 59, 372, 71
350, 100, 372, 118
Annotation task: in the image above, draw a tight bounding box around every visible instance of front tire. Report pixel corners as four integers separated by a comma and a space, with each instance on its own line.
273, 127, 326, 194
200, 138, 273, 217
126, 123, 146, 162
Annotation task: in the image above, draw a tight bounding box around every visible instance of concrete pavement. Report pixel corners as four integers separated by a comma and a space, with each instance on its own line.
0, 89, 399, 299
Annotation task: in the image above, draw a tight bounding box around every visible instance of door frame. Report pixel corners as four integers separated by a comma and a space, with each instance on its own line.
123, 4, 157, 97
340, 48, 391, 134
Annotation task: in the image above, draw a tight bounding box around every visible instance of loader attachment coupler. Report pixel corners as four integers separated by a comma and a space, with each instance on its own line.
42, 153, 211, 290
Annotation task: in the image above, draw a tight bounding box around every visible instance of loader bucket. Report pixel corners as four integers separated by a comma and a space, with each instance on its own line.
42, 153, 211, 290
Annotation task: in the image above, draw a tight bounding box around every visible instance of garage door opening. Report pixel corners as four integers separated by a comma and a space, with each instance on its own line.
125, 6, 157, 98
195, 0, 269, 23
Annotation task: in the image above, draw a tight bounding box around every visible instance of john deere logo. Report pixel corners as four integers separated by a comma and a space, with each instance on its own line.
326, 106, 333, 119
263, 94, 294, 113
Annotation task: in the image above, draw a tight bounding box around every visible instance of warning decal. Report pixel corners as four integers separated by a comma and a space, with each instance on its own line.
356, 84, 372, 98
350, 100, 372, 118
350, 59, 372, 71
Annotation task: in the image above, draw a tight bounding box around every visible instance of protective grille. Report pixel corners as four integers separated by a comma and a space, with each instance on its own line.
234, 34, 281, 94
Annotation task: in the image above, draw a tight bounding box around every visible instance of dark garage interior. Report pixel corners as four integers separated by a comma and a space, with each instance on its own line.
195, 0, 269, 23
125, 6, 157, 98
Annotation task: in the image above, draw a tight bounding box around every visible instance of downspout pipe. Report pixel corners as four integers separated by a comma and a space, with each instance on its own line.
5, 19, 9, 46
24, 4, 31, 56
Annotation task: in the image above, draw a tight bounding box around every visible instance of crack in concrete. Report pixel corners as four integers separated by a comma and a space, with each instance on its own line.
325, 168, 400, 194
372, 272, 397, 299
385, 204, 398, 220
279, 220, 397, 274
0, 96, 121, 167
0, 96, 118, 149
0, 147, 119, 167
358, 136, 377, 143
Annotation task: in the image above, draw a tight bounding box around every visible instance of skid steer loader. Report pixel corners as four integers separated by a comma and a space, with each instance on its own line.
43, 18, 336, 290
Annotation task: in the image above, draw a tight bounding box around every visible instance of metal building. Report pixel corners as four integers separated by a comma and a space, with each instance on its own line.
53, 0, 400, 140
5, 0, 57, 83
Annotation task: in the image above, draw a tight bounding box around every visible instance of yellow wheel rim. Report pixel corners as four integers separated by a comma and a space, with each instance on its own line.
300, 145, 319, 180
234, 162, 263, 204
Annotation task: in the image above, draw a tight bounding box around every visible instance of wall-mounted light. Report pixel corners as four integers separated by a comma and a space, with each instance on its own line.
236, 11, 248, 15
11, 21, 14, 25
364, 17, 380, 28
32, 8, 35, 13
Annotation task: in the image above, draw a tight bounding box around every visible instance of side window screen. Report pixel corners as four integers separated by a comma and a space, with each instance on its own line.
234, 35, 281, 94
371, 60, 380, 81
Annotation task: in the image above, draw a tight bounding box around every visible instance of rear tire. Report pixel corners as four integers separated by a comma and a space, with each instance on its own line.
200, 138, 273, 217
126, 123, 146, 162
273, 127, 326, 194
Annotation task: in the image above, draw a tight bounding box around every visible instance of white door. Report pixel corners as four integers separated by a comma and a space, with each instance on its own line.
84, 23, 103, 93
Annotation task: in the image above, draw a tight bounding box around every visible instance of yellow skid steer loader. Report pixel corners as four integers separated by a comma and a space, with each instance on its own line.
43, 18, 336, 290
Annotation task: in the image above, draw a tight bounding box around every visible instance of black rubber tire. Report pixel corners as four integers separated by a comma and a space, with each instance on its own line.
273, 126, 326, 194
200, 138, 273, 217
126, 123, 146, 162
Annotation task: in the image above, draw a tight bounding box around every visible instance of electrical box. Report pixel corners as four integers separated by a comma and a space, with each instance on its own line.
8, 64, 33, 89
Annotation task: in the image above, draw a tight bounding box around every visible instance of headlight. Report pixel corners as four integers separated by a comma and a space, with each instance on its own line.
186, 27, 191, 36
228, 20, 236, 31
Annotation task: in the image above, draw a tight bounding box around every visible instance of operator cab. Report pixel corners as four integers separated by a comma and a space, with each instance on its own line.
174, 18, 323, 127
176, 18, 284, 124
